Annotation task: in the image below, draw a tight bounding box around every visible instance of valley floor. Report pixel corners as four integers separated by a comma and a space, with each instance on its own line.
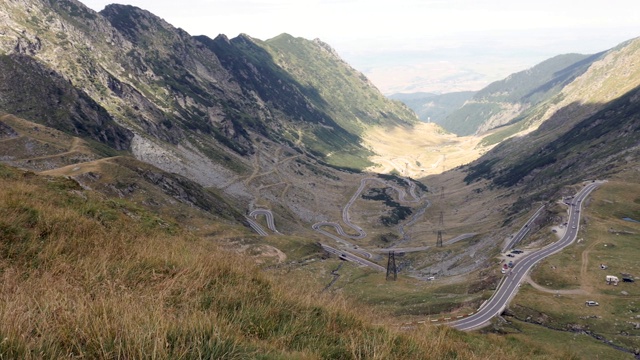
363, 122, 492, 177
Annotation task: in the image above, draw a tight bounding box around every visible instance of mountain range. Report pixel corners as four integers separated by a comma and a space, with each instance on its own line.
400, 52, 608, 136
1, 0, 639, 357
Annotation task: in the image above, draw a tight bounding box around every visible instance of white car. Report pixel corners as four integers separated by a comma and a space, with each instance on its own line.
585, 300, 599, 306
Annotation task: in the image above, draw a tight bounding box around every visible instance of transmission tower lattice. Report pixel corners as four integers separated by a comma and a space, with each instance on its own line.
436, 230, 443, 247
386, 251, 397, 281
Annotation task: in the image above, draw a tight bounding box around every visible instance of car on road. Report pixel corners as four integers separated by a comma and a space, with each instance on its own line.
572, 226, 577, 229
585, 301, 599, 306
426, 276, 435, 281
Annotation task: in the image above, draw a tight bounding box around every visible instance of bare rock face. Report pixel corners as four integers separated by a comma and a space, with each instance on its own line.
14, 33, 41, 55
0, 121, 19, 139
0, 54, 133, 151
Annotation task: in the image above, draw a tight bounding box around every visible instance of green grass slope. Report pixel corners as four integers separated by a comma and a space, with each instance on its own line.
443, 53, 602, 136
262, 34, 418, 133
461, 37, 640, 211
0, 163, 573, 359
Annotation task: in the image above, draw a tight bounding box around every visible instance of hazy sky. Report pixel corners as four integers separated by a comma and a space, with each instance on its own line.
81, 0, 640, 94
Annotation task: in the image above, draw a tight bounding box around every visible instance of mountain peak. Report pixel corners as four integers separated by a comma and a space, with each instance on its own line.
100, 3, 182, 44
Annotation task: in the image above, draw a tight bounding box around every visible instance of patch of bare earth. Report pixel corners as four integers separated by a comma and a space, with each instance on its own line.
524, 274, 587, 295
363, 122, 493, 177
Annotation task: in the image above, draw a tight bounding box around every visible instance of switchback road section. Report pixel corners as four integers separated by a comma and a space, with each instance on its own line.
449, 181, 604, 331
313, 177, 427, 270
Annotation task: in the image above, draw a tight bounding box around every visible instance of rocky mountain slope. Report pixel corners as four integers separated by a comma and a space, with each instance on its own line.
0, 0, 420, 224
459, 37, 640, 211
438, 53, 605, 136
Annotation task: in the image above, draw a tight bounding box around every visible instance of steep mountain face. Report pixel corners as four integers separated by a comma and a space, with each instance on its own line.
263, 34, 417, 132
442, 53, 604, 136
0, 0, 418, 218
462, 37, 640, 208
260, 34, 419, 166
0, 54, 132, 151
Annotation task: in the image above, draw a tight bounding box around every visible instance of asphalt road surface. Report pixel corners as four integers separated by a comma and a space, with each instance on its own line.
312, 177, 427, 267
319, 243, 385, 272
449, 181, 603, 331
250, 209, 280, 234
372, 233, 477, 253
502, 205, 545, 252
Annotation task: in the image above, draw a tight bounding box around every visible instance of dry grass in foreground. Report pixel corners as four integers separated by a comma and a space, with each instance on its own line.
0, 164, 574, 359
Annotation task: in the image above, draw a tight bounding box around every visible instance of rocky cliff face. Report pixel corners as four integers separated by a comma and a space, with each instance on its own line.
0, 0, 420, 225
0, 54, 133, 150
0, 0, 419, 164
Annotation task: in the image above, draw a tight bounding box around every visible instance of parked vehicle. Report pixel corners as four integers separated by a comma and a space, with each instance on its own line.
606, 275, 619, 285
585, 301, 599, 306
623, 277, 635, 283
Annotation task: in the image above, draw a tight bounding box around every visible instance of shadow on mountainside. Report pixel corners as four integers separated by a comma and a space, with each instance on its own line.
464, 84, 640, 205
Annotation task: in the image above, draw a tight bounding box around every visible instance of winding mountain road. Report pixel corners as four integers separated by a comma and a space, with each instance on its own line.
449, 181, 603, 331
319, 243, 385, 272
314, 177, 425, 239
373, 233, 477, 253
249, 209, 280, 234
502, 205, 545, 252
312, 177, 427, 267
245, 216, 269, 236
245, 178, 605, 330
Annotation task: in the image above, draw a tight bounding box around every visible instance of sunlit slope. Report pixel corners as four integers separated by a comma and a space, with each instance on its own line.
363, 122, 492, 177
443, 53, 601, 136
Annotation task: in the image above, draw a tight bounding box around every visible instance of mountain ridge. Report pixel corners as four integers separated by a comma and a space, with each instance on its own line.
1, 0, 640, 356
433, 52, 606, 136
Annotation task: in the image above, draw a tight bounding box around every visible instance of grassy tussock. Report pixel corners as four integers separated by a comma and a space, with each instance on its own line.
0, 165, 564, 359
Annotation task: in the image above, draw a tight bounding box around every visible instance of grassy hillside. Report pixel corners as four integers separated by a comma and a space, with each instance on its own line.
442, 53, 601, 136
262, 34, 418, 132
498, 171, 640, 359
460, 37, 640, 213
0, 163, 573, 359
